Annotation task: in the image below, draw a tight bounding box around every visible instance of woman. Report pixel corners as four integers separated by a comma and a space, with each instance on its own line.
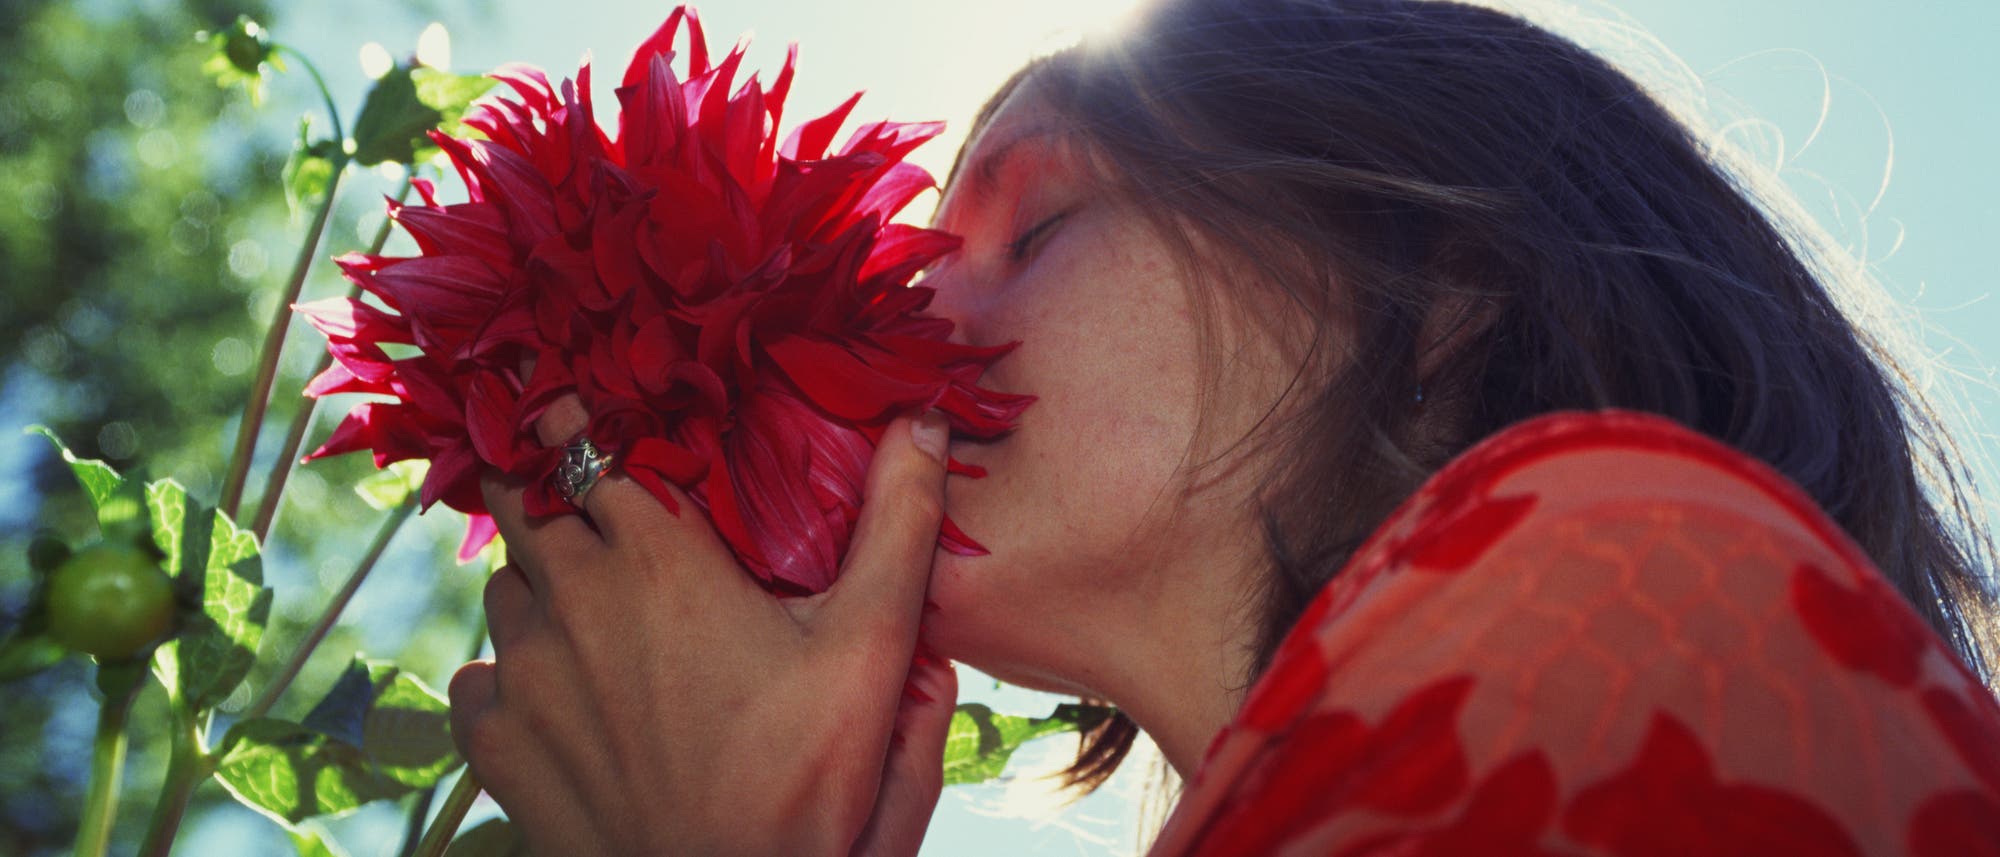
446, 0, 2000, 853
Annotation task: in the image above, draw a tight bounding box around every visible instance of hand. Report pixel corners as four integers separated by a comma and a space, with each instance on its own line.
448, 397, 960, 856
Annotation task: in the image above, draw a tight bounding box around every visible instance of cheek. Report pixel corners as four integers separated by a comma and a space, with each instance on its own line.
929, 230, 1205, 623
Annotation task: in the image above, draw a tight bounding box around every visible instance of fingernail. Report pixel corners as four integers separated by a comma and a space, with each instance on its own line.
910, 410, 948, 464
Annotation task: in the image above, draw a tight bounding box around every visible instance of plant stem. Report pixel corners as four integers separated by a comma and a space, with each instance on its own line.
276, 45, 346, 148
136, 704, 210, 857
396, 786, 440, 857
398, 622, 491, 857
73, 665, 144, 857
251, 175, 414, 541
244, 497, 415, 721
219, 158, 348, 519
410, 771, 482, 857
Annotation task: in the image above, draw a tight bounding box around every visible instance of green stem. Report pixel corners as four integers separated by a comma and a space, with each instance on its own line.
73, 665, 144, 857
410, 771, 481, 857
396, 785, 440, 857
136, 704, 210, 857
219, 157, 348, 519
251, 175, 414, 541
244, 497, 415, 720
398, 622, 491, 857
275, 45, 346, 148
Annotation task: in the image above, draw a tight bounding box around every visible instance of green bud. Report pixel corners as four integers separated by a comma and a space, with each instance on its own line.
220, 15, 273, 75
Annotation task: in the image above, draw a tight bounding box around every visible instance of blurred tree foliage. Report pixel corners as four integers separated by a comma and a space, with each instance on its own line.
1, 1, 488, 854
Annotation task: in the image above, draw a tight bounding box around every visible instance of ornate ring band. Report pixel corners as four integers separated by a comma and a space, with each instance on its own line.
554, 437, 614, 507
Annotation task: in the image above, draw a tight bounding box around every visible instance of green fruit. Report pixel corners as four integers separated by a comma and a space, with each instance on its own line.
45, 544, 176, 661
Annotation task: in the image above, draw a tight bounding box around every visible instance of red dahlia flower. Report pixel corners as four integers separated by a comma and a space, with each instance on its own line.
300, 6, 1028, 594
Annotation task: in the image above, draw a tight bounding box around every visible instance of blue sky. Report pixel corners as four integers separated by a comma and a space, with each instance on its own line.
183, 1, 1999, 854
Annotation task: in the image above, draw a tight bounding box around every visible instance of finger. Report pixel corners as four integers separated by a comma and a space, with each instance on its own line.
480, 468, 602, 590
850, 656, 958, 857
447, 659, 499, 759
564, 438, 782, 623
817, 412, 949, 654
579, 466, 695, 550
447, 663, 610, 856
535, 392, 589, 447
483, 564, 538, 656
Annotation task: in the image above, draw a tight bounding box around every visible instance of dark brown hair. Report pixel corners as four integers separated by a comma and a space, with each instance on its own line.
954, 0, 1998, 793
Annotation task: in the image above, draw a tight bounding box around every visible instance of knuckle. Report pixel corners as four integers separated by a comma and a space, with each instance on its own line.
493, 642, 559, 697
892, 479, 944, 528
481, 569, 514, 614
447, 661, 492, 707
540, 586, 600, 642
535, 394, 588, 446
628, 539, 679, 583
461, 710, 514, 765
521, 699, 564, 740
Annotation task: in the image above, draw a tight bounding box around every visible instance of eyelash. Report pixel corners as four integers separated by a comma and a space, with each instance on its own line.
1006, 212, 1069, 263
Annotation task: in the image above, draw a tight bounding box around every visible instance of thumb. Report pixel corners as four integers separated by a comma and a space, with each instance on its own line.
851, 655, 958, 857
820, 410, 949, 648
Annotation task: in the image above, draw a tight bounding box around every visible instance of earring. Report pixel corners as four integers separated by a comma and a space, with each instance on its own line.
1414, 383, 1426, 405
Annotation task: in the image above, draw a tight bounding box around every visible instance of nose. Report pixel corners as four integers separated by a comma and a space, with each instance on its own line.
915, 263, 978, 348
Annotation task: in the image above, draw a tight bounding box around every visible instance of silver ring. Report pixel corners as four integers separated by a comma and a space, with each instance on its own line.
554, 437, 614, 507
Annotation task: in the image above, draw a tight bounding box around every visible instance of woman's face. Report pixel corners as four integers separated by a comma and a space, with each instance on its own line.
920, 85, 1286, 697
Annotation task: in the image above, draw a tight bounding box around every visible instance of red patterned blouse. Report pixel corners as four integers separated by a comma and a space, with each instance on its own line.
1146, 410, 2000, 857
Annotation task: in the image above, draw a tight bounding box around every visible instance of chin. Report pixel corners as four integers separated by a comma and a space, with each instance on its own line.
922, 548, 1099, 699
922, 547, 994, 661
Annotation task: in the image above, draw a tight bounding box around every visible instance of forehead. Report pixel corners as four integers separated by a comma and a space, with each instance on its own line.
939, 91, 1075, 213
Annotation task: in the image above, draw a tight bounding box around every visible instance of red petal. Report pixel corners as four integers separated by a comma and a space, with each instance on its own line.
420, 442, 480, 512
627, 436, 709, 484
457, 514, 499, 563
765, 336, 937, 422
938, 515, 987, 556
464, 372, 520, 469
1909, 791, 2000, 857
780, 91, 862, 162
860, 225, 961, 286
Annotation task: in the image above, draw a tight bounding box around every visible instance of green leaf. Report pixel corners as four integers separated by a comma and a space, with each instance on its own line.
291, 826, 353, 857
171, 507, 271, 711
351, 64, 443, 167
354, 460, 428, 511
282, 116, 338, 219
363, 668, 458, 788
145, 478, 209, 579
26, 425, 131, 527
216, 658, 459, 828
214, 718, 389, 829
411, 66, 495, 143
0, 635, 66, 682
941, 703, 1091, 786
300, 659, 382, 748
142, 479, 219, 704
444, 818, 528, 857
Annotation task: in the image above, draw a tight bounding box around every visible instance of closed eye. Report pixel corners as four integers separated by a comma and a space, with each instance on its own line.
1007, 211, 1071, 263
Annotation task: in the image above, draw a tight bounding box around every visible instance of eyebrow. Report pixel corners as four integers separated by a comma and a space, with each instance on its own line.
959, 125, 1059, 200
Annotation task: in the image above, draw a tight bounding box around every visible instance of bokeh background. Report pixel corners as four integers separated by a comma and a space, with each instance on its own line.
2, 0, 1993, 855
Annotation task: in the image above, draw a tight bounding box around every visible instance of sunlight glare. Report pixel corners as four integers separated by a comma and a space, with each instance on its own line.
358, 41, 393, 79
417, 22, 453, 71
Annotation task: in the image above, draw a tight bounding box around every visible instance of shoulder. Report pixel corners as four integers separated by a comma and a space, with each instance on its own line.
1150, 410, 2000, 857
